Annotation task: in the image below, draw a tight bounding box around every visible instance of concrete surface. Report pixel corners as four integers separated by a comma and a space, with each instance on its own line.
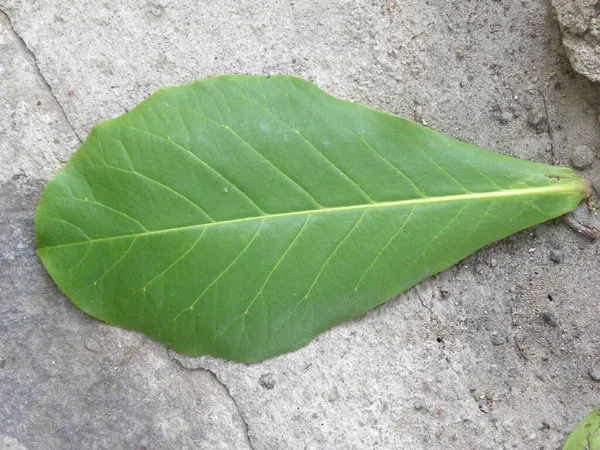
0, 1, 599, 449
552, 0, 600, 82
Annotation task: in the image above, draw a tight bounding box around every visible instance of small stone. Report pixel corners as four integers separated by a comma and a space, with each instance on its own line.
534, 371, 545, 381
541, 311, 558, 327
85, 339, 102, 353
490, 332, 506, 346
327, 388, 340, 402
588, 367, 600, 382
499, 111, 513, 124
413, 401, 428, 412
259, 372, 276, 390
490, 258, 498, 268
527, 111, 545, 126
527, 110, 546, 132
571, 144, 596, 169
414, 105, 424, 124
549, 249, 564, 263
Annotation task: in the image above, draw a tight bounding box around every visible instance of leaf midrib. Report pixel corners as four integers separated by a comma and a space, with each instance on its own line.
38, 182, 579, 251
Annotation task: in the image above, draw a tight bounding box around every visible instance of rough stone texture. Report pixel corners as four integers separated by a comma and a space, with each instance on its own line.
0, 1, 599, 449
551, 0, 600, 82
0, 11, 79, 183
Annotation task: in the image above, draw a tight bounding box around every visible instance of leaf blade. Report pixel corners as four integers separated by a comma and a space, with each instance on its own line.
35, 75, 589, 362
563, 405, 600, 450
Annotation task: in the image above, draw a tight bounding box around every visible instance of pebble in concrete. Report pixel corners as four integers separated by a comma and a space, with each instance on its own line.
570, 144, 596, 169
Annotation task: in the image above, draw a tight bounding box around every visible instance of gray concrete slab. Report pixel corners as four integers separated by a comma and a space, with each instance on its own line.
0, 1, 599, 449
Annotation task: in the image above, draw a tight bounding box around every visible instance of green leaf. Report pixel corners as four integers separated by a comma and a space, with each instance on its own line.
563, 406, 600, 450
35, 75, 589, 362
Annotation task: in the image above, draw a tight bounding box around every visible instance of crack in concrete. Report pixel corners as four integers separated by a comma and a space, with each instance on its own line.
416, 289, 434, 320
1, 9, 83, 144
169, 354, 256, 450
537, 88, 556, 167
204, 367, 257, 450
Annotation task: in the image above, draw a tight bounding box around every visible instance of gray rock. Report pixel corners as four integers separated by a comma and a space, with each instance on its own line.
527, 110, 546, 133
499, 111, 513, 124
490, 331, 507, 346
551, 0, 600, 82
549, 249, 564, 263
571, 144, 596, 169
541, 312, 559, 327
589, 367, 600, 382
259, 373, 277, 390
